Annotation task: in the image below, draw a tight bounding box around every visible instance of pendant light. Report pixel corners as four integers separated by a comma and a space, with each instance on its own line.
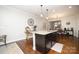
40, 5, 43, 17
46, 8, 48, 20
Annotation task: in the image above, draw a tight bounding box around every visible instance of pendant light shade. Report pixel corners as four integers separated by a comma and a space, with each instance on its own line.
46, 8, 49, 20
40, 5, 43, 17
40, 14, 43, 17
40, 5, 49, 19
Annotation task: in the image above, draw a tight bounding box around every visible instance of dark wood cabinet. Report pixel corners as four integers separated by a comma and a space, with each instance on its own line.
35, 32, 57, 53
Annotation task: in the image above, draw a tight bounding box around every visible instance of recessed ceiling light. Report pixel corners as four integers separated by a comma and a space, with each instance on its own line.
69, 6, 72, 8
52, 9, 55, 12
46, 17, 48, 19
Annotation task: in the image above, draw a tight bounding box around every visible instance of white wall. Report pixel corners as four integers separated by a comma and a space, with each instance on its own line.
0, 6, 45, 44
61, 15, 77, 37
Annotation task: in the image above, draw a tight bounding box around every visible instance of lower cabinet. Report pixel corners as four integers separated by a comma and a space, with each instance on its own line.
35, 32, 57, 54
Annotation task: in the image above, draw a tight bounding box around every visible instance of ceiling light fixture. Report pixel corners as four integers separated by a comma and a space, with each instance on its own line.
40, 5, 43, 17
46, 8, 49, 20
40, 5, 49, 19
69, 6, 72, 9
52, 9, 55, 12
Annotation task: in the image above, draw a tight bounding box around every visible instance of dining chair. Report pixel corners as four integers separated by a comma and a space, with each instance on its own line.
0, 35, 7, 45
25, 26, 33, 40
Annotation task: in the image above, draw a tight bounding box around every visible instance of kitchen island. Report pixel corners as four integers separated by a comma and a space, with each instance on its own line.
33, 30, 57, 53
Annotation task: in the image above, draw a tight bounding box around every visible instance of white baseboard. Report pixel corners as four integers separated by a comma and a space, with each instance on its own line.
0, 38, 25, 45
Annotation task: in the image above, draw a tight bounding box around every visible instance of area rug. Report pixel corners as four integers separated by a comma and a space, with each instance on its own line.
51, 43, 64, 53
0, 43, 23, 54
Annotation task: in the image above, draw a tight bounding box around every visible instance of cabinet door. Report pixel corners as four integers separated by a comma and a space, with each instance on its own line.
51, 32, 57, 42
35, 34, 46, 53
35, 34, 45, 48
46, 33, 52, 49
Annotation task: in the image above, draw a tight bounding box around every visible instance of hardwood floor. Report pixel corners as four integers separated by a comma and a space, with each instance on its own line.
16, 39, 40, 54
16, 35, 79, 54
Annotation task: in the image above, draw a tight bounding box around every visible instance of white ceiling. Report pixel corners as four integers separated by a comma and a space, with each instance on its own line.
10, 5, 79, 19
